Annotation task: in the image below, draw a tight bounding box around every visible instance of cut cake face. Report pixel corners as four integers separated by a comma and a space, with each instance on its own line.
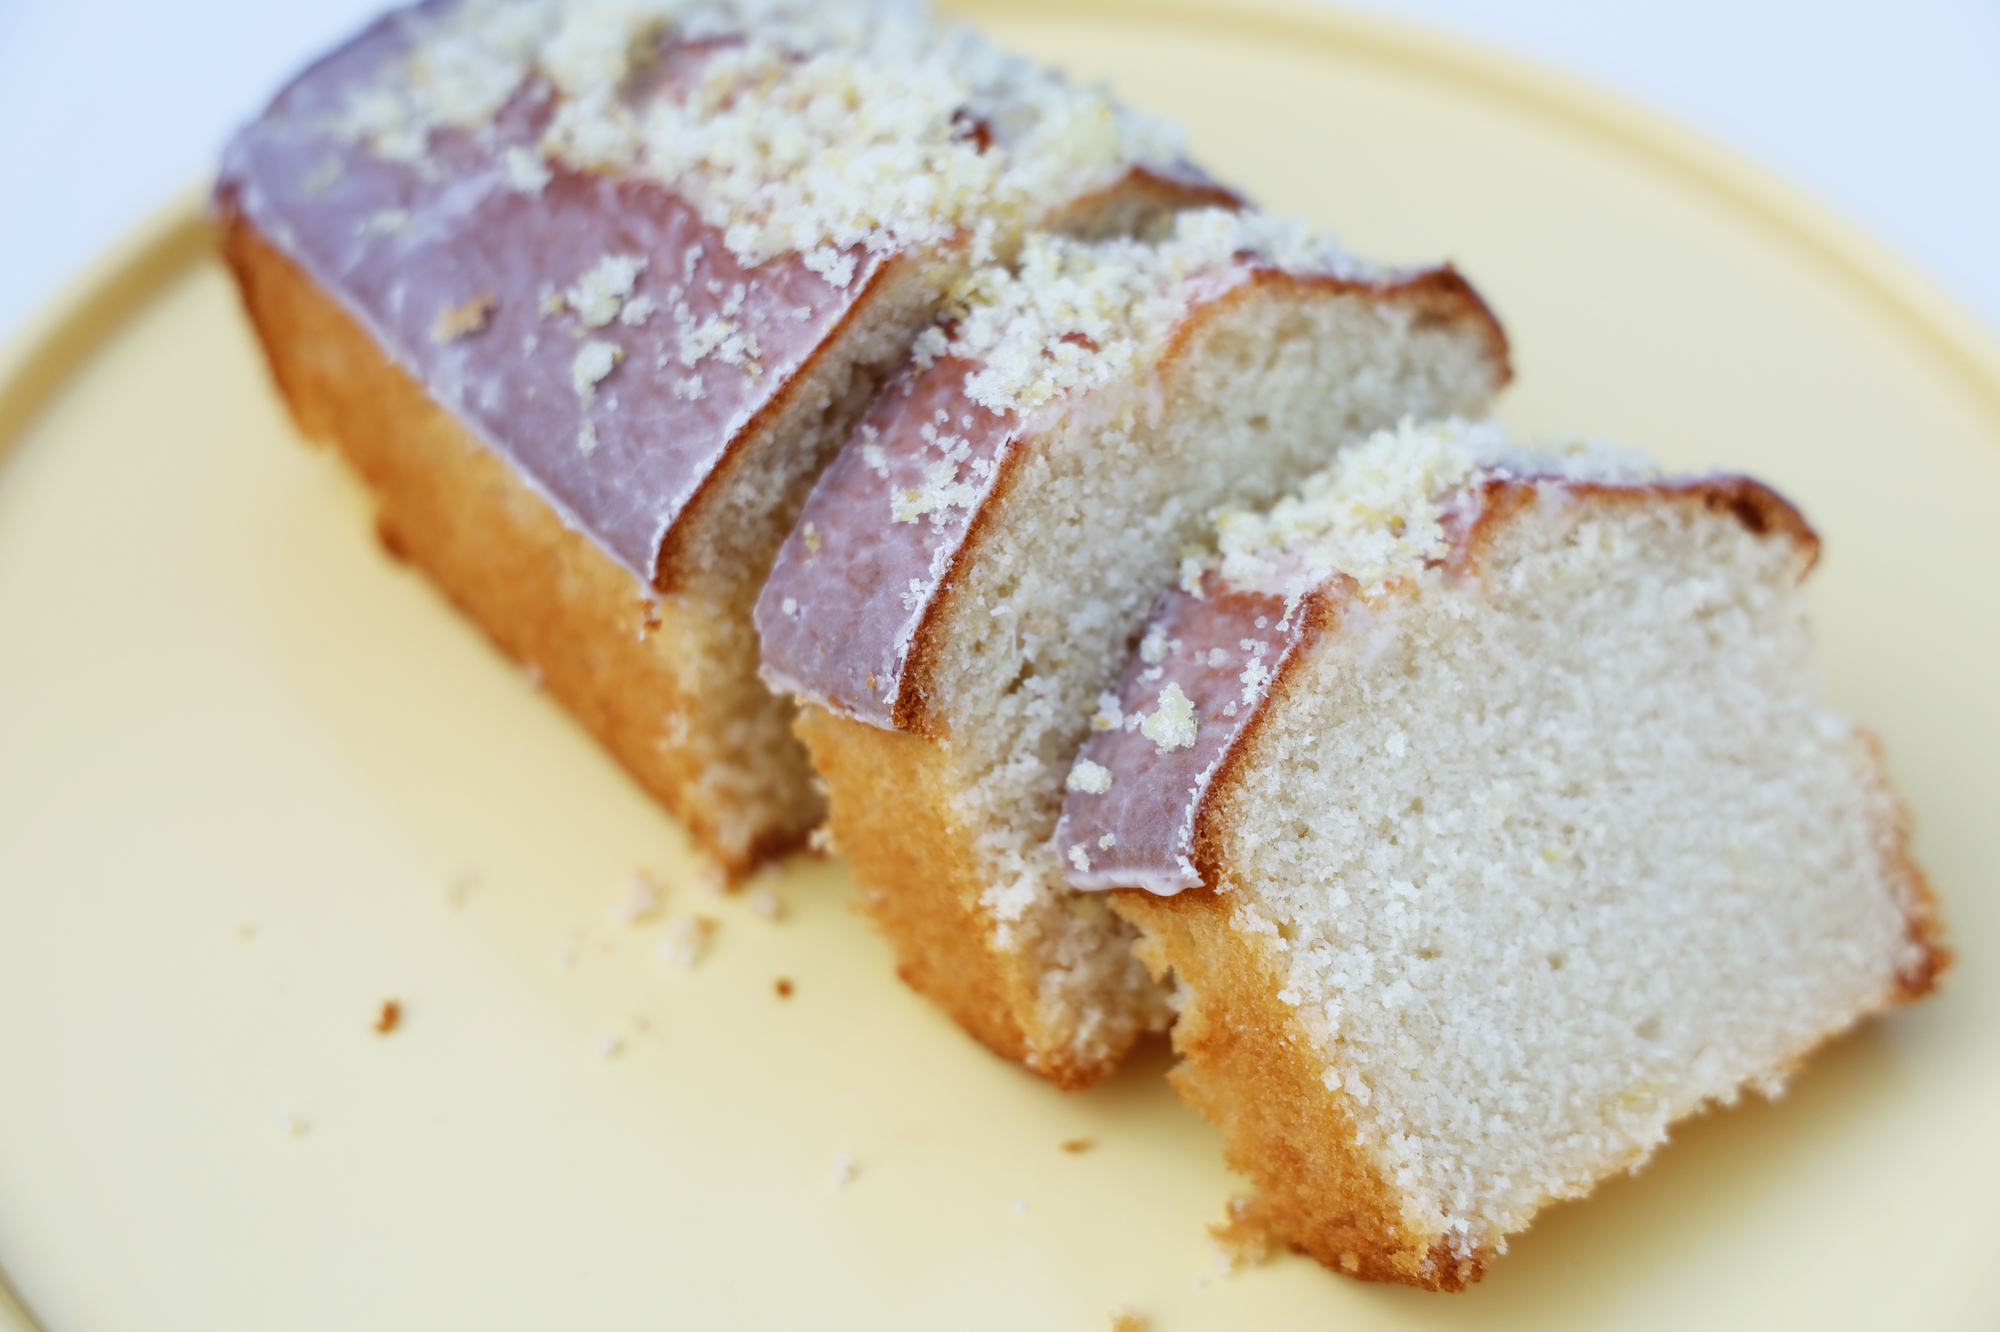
758, 212, 1511, 1084
215, 0, 1231, 871
1059, 419, 1947, 1286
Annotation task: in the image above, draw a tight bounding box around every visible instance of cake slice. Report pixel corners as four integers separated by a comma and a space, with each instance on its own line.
1056, 418, 1948, 1287
215, 0, 1232, 873
756, 211, 1510, 1086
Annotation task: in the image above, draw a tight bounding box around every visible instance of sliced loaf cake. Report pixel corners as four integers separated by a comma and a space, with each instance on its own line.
1057, 418, 1948, 1287
757, 211, 1510, 1085
216, 0, 1232, 873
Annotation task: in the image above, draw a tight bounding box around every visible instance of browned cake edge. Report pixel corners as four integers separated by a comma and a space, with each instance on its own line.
219, 208, 823, 874
793, 704, 1126, 1088
1112, 886, 1479, 1289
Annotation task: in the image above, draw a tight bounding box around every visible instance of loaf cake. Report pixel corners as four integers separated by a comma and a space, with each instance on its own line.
1056, 418, 1948, 1287
756, 211, 1511, 1086
215, 0, 1234, 874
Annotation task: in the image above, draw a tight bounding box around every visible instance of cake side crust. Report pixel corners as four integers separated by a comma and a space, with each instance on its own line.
1111, 886, 1482, 1289
220, 210, 822, 872
793, 705, 1132, 1088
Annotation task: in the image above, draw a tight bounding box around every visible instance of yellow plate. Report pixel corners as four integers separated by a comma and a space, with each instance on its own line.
3, 2, 1996, 1326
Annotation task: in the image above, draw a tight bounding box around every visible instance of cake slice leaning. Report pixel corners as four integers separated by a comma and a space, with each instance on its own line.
757, 211, 1510, 1086
216, 0, 1233, 874
1057, 418, 1949, 1287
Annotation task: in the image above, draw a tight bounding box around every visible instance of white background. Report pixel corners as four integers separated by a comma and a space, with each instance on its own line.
0, 0, 1995, 344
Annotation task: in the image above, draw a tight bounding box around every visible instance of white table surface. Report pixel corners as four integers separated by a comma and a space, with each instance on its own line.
1, 0, 1995, 346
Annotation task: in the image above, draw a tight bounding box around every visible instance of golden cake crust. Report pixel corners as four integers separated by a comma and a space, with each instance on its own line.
1112, 885, 1483, 1289
220, 210, 823, 872
793, 704, 1120, 1088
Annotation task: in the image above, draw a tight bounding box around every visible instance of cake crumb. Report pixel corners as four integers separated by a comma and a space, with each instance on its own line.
565, 253, 648, 329
1066, 757, 1115, 794
429, 292, 497, 344
1012, 1198, 1029, 1215
1139, 682, 1198, 753
1207, 1195, 1277, 1273
595, 1031, 623, 1058
501, 144, 551, 194
1061, 1137, 1094, 1154
571, 339, 623, 405
274, 1112, 309, 1139
1109, 1305, 1146, 1332
359, 207, 410, 237
659, 916, 714, 968
445, 866, 479, 908
610, 870, 663, 928
374, 999, 402, 1034
1089, 693, 1124, 731
775, 978, 794, 998
828, 1154, 858, 1191
300, 155, 342, 196
746, 884, 785, 921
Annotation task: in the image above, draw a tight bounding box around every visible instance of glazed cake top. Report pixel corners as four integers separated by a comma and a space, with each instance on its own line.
334, 0, 1189, 278
219, 0, 1193, 583
755, 210, 1385, 723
